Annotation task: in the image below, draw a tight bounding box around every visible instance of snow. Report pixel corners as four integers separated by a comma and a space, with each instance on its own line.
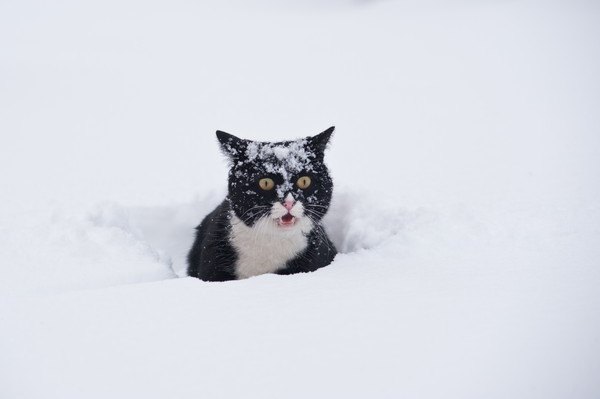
243, 138, 315, 197
1, 0, 600, 398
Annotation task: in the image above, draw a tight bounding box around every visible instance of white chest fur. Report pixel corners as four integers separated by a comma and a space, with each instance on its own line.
229, 213, 310, 279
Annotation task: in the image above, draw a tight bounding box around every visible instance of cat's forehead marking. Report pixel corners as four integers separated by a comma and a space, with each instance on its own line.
238, 139, 316, 199
244, 139, 314, 173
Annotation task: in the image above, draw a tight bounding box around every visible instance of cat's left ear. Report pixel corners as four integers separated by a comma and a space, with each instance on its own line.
307, 126, 335, 155
216, 130, 248, 160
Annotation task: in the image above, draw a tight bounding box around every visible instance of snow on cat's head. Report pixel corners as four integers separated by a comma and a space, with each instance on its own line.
216, 127, 335, 229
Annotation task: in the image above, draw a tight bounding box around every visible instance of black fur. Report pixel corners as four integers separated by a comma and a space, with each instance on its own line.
187, 127, 337, 281
187, 200, 238, 281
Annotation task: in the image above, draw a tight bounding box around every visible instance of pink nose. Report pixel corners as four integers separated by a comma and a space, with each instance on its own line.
283, 199, 295, 211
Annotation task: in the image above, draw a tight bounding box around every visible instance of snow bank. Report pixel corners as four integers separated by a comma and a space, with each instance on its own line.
0, 208, 175, 296
1, 197, 599, 399
0, 187, 420, 295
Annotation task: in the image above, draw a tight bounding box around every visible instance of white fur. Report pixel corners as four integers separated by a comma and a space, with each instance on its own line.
230, 199, 313, 279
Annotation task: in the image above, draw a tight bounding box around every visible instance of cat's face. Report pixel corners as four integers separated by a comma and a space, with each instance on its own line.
216, 127, 334, 232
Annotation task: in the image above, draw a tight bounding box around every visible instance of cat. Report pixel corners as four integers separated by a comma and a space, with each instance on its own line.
187, 126, 337, 281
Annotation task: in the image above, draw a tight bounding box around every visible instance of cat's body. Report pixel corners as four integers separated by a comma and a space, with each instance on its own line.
187, 127, 337, 281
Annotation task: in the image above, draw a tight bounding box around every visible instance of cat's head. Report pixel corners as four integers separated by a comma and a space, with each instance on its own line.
216, 126, 335, 233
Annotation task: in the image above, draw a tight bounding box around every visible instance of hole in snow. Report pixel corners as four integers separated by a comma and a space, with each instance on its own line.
88, 188, 417, 277
323, 189, 412, 254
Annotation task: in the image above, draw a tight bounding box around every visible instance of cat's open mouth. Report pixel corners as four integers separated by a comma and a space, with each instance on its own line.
278, 213, 296, 227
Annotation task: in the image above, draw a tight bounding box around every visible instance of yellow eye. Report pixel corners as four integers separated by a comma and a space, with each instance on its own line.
297, 176, 312, 189
258, 178, 275, 191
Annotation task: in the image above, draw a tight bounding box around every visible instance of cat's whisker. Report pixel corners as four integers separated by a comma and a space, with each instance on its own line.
304, 204, 327, 212
304, 204, 329, 209
238, 205, 269, 220
240, 209, 270, 225
303, 209, 326, 221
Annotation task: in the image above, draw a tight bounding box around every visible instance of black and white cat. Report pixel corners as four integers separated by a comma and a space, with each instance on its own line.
187, 127, 337, 281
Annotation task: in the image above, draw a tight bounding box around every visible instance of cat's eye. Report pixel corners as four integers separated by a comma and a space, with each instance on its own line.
297, 176, 312, 189
258, 178, 275, 191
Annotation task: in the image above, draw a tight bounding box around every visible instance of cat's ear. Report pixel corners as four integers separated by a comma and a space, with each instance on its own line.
216, 130, 248, 160
307, 126, 335, 155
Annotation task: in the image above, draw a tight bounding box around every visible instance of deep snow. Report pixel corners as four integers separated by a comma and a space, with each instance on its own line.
1, 0, 599, 398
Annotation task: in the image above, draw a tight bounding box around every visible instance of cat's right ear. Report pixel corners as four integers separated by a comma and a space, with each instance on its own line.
216, 130, 247, 160
307, 126, 335, 155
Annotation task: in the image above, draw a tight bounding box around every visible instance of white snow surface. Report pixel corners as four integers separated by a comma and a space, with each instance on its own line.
1, 0, 600, 398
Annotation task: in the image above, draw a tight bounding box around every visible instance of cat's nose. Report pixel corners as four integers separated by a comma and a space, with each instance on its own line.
283, 193, 295, 211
